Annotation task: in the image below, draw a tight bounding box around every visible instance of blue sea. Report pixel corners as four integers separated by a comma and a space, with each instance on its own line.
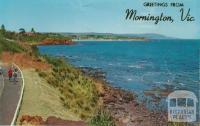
38, 39, 200, 111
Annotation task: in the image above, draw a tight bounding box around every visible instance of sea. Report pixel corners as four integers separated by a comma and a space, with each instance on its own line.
38, 39, 200, 113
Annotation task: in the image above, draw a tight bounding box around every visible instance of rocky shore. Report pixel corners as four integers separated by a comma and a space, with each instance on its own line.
81, 67, 168, 126
80, 67, 106, 80
19, 67, 168, 126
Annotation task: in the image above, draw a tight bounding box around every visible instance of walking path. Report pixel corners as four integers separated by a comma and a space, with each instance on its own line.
0, 65, 23, 125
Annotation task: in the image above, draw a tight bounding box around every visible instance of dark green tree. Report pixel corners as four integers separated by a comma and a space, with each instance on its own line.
1, 24, 5, 30
1, 24, 6, 33
31, 28, 36, 33
19, 28, 26, 34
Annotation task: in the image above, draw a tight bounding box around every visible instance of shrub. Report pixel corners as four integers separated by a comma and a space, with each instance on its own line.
89, 110, 115, 126
38, 71, 47, 78
0, 35, 25, 54
42, 55, 99, 119
168, 122, 192, 126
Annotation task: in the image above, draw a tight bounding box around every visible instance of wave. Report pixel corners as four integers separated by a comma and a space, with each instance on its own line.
128, 64, 143, 69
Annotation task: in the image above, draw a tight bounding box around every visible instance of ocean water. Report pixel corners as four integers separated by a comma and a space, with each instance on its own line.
38, 39, 200, 110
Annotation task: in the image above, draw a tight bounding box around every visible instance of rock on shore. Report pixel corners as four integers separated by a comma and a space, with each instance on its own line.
100, 84, 167, 126
82, 67, 168, 126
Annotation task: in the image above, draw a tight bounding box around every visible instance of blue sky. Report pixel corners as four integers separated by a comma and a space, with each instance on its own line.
0, 0, 199, 39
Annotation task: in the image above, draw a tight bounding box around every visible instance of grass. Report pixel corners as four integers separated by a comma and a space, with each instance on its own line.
0, 34, 25, 54
38, 56, 99, 119
89, 110, 115, 126
0, 29, 115, 125
17, 69, 80, 124
168, 122, 195, 126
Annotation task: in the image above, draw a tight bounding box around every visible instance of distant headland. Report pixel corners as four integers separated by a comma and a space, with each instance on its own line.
59, 32, 174, 41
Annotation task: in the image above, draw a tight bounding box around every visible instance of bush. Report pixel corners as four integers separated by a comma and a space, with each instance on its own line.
31, 45, 40, 57
168, 122, 192, 126
42, 55, 67, 67
38, 71, 47, 78
89, 111, 115, 126
42, 55, 99, 119
0, 35, 25, 53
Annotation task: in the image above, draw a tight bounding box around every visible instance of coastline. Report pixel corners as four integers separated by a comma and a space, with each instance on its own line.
79, 67, 167, 126
1, 50, 167, 125
1, 31, 196, 126
73, 39, 148, 42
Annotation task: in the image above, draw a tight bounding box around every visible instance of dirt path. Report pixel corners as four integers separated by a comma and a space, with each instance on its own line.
0, 65, 22, 125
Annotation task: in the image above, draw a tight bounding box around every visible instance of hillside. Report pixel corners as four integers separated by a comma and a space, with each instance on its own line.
60, 32, 174, 40
0, 28, 113, 125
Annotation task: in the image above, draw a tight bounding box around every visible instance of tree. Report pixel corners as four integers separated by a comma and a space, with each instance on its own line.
19, 28, 25, 34
1, 24, 6, 33
31, 28, 36, 33
1, 24, 5, 31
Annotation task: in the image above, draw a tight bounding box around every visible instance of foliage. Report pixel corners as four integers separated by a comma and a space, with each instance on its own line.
0, 34, 25, 54
62, 33, 145, 40
1, 24, 6, 33
0, 24, 100, 121
0, 24, 71, 43
42, 55, 66, 67
31, 45, 40, 57
31, 28, 36, 33
89, 110, 115, 126
1, 24, 5, 30
168, 122, 193, 126
40, 56, 99, 119
19, 28, 26, 34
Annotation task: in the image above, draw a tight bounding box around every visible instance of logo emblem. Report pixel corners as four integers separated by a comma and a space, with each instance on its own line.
167, 90, 198, 122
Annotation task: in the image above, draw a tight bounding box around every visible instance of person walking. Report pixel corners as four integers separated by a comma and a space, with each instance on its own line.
0, 66, 2, 75
13, 68, 18, 83
8, 67, 13, 81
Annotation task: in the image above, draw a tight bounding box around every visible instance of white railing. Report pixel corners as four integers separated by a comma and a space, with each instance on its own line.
11, 63, 25, 125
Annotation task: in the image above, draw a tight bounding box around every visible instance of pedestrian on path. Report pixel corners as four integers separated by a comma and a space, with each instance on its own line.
0, 66, 2, 75
8, 68, 13, 81
13, 68, 18, 83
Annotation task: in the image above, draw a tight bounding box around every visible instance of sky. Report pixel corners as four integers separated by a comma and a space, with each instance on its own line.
0, 0, 199, 39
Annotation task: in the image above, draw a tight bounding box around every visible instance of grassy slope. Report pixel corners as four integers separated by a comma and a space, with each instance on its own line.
17, 69, 80, 123
0, 31, 115, 126
0, 34, 81, 122
39, 56, 99, 119
0, 34, 24, 53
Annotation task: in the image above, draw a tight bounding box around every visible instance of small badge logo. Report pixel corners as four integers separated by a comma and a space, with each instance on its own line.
167, 90, 198, 122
